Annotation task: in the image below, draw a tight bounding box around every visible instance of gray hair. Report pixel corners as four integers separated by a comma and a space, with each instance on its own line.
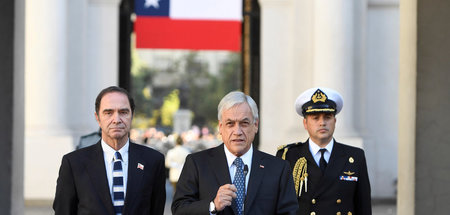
217, 91, 259, 123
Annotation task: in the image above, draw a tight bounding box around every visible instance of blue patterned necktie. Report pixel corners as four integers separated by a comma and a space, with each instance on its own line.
233, 157, 245, 215
113, 152, 125, 215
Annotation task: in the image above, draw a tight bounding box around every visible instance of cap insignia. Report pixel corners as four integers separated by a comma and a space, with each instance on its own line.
311, 89, 327, 103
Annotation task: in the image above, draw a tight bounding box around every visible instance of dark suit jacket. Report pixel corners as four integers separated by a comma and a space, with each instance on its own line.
53, 141, 166, 215
276, 140, 371, 215
172, 144, 298, 215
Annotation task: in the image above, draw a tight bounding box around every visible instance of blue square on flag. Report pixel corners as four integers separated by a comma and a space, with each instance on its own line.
135, 0, 169, 17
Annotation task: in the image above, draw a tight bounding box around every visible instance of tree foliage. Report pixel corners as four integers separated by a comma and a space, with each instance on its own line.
131, 51, 241, 133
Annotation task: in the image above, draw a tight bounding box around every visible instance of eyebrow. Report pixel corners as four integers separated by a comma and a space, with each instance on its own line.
102, 108, 130, 112
224, 117, 251, 122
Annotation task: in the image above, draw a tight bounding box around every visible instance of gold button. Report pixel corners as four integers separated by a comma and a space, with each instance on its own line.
336, 199, 342, 204
348, 212, 352, 215
337, 212, 341, 215
310, 212, 316, 215
311, 199, 316, 204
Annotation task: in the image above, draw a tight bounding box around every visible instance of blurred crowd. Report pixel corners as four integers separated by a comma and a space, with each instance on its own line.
129, 125, 222, 191
130, 125, 221, 156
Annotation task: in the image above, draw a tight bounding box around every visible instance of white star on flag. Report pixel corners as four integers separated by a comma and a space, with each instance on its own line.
145, 0, 160, 8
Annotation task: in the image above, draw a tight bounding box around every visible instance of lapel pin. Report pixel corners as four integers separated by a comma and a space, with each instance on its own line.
259, 165, 264, 168
137, 163, 144, 170
349, 157, 354, 163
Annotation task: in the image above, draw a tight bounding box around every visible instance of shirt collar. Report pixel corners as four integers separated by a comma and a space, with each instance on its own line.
224, 144, 253, 168
101, 139, 130, 163
309, 138, 334, 155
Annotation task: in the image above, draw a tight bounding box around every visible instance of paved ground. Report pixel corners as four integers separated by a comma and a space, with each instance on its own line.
26, 180, 396, 215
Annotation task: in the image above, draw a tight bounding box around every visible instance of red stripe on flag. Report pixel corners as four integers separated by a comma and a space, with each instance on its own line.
135, 17, 241, 51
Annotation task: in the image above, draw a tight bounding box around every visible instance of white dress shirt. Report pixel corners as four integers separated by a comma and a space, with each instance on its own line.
309, 139, 334, 167
224, 144, 253, 193
101, 139, 129, 199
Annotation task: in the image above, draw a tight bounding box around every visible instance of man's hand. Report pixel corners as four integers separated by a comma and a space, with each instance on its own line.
213, 184, 237, 211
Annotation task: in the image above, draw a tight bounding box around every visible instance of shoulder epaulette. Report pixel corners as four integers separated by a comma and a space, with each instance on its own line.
277, 142, 300, 160
293, 157, 308, 197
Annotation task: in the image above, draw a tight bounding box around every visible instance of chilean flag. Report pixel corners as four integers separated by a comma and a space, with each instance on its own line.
134, 0, 242, 51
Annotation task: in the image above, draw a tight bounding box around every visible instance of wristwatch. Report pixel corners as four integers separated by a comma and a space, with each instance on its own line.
209, 201, 217, 214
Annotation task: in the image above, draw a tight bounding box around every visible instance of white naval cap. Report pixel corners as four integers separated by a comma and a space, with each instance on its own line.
295, 87, 343, 117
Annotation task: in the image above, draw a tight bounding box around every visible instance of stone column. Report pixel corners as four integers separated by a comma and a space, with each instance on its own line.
66, 0, 121, 139
25, 0, 122, 200
398, 0, 416, 214
313, 0, 363, 148
1, 0, 25, 214
25, 0, 74, 200
13, 1, 25, 213
86, 0, 121, 92
412, 0, 450, 214
258, 0, 298, 154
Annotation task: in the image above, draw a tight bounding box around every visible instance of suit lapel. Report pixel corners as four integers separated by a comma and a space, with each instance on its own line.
85, 142, 115, 214
208, 144, 236, 214
244, 150, 265, 213
314, 141, 347, 196
123, 143, 145, 213
208, 144, 232, 186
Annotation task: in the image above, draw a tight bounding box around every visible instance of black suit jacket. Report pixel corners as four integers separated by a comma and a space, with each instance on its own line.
172, 144, 298, 215
53, 141, 166, 215
276, 140, 371, 215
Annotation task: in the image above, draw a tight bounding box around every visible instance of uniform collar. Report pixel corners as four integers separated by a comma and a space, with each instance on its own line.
309, 138, 334, 155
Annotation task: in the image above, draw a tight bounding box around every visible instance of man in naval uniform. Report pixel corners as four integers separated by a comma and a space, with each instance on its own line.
276, 87, 372, 215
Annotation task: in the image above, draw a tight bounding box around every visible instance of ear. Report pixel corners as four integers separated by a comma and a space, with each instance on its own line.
218, 120, 223, 135
95, 112, 101, 126
254, 119, 259, 133
303, 117, 307, 129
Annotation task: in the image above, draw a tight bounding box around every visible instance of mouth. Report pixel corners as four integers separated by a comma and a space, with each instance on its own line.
231, 139, 245, 143
111, 127, 125, 131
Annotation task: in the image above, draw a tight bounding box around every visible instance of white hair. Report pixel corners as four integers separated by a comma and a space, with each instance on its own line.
217, 91, 259, 123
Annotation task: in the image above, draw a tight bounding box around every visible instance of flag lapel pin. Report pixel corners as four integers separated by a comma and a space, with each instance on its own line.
137, 163, 144, 170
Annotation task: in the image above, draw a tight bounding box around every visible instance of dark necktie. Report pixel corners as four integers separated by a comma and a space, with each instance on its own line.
113, 152, 125, 215
319, 148, 327, 173
233, 157, 245, 215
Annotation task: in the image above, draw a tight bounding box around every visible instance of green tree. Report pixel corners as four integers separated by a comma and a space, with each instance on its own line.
131, 50, 241, 132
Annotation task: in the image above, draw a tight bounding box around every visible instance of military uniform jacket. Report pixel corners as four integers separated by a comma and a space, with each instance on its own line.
276, 139, 371, 215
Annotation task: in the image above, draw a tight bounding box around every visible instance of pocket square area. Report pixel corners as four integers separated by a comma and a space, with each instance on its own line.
340, 175, 358, 181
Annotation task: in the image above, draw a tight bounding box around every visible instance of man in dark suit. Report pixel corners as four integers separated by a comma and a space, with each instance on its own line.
53, 86, 166, 215
172, 91, 298, 215
277, 87, 372, 215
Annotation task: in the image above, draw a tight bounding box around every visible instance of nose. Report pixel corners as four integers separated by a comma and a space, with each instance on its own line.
233, 125, 243, 135
112, 112, 121, 123
319, 116, 326, 126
